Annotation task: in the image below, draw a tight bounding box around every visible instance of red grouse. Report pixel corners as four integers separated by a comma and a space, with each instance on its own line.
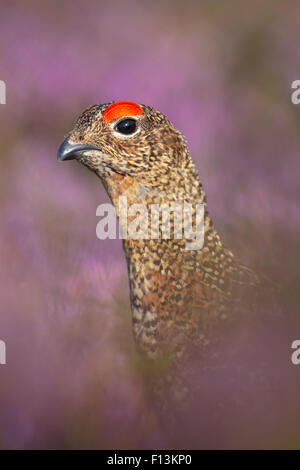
58, 101, 262, 404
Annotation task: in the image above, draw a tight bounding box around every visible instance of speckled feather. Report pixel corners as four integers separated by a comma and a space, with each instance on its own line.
61, 101, 263, 407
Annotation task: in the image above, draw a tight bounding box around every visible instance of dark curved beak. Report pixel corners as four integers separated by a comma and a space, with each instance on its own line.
57, 136, 100, 161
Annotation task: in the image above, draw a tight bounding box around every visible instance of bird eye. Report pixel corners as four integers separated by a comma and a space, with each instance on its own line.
115, 118, 137, 135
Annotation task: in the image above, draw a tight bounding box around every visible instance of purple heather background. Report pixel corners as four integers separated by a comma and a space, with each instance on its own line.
0, 0, 300, 449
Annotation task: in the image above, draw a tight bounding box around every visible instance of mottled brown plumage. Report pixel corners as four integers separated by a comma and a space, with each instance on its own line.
58, 101, 262, 408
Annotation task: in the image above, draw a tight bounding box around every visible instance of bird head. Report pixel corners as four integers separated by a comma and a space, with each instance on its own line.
58, 101, 191, 188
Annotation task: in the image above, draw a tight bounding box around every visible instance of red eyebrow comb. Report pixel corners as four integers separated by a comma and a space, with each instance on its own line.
103, 101, 143, 122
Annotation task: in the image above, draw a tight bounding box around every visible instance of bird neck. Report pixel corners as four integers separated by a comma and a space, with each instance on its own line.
97, 157, 229, 358
100, 155, 218, 254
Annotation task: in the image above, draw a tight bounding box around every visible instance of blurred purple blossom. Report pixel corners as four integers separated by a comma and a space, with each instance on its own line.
0, 0, 300, 449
